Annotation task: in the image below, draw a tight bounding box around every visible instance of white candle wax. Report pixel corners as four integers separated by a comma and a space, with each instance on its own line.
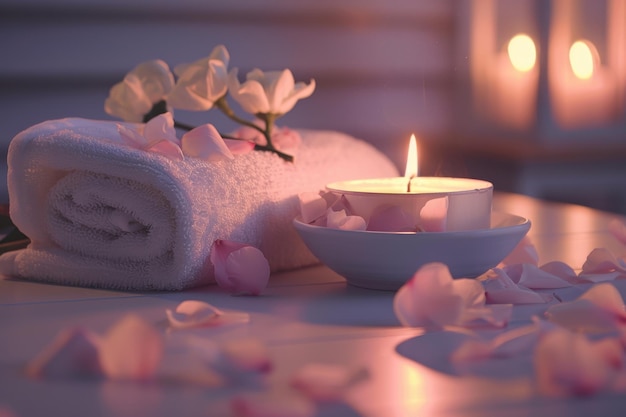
326, 177, 493, 232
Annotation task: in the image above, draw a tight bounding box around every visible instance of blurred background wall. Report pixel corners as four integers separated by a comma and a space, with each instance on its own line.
1, 0, 625, 213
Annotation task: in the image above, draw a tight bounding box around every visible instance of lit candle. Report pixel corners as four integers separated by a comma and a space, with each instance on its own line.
491, 33, 539, 128
326, 135, 493, 232
550, 39, 618, 128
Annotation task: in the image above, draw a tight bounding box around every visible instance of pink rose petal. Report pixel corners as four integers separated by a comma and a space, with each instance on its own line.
181, 123, 234, 162
419, 196, 448, 232
326, 209, 366, 231
540, 261, 579, 283
545, 283, 626, 332
534, 328, 620, 397
581, 248, 626, 274
481, 268, 551, 304
499, 235, 539, 266
231, 394, 315, 417
366, 206, 416, 232
26, 328, 102, 378
224, 138, 255, 155
298, 192, 328, 224
452, 318, 557, 364
166, 300, 250, 329
394, 262, 509, 328
146, 139, 184, 160
218, 338, 273, 375
117, 124, 148, 148
210, 240, 270, 296
290, 363, 369, 402
99, 314, 163, 380
509, 263, 573, 289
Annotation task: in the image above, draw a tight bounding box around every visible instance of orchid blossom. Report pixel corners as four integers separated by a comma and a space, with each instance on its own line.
167, 45, 230, 111
105, 60, 174, 123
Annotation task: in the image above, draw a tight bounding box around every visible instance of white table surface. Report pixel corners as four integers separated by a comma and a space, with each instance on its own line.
2, 192, 626, 417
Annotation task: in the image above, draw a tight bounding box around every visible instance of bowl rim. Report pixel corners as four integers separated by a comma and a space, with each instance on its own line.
293, 211, 530, 237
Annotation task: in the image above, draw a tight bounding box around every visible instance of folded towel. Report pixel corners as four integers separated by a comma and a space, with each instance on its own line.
0, 118, 398, 290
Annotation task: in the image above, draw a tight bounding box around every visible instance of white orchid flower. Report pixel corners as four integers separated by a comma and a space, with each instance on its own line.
167, 45, 230, 111
105, 60, 174, 122
228, 68, 315, 116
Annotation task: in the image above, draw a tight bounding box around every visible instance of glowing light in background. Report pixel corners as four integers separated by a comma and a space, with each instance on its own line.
507, 34, 537, 72
569, 40, 597, 79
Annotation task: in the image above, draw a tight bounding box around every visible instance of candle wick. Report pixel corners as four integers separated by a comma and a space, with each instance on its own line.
406, 175, 416, 193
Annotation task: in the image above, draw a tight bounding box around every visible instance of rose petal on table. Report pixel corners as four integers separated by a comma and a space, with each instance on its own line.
99, 314, 163, 380
609, 218, 626, 246
298, 192, 328, 224
231, 393, 316, 417
166, 300, 250, 329
25, 327, 103, 378
210, 240, 270, 296
218, 338, 273, 375
325, 209, 366, 231
366, 205, 416, 232
540, 261, 579, 283
394, 262, 506, 328
452, 319, 554, 363
534, 328, 619, 397
545, 284, 626, 332
581, 248, 626, 274
518, 264, 573, 289
499, 235, 539, 267
419, 196, 448, 232
579, 283, 626, 319
482, 268, 551, 304
290, 363, 369, 402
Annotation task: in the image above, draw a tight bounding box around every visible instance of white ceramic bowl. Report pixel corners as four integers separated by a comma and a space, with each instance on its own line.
293, 212, 531, 290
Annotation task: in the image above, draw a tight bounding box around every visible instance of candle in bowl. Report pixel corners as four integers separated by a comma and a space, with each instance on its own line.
326, 135, 493, 232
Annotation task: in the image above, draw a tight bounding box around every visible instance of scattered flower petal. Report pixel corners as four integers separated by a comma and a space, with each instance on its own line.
366, 205, 416, 232
166, 300, 226, 329
231, 393, 315, 417
224, 138, 255, 155
146, 139, 184, 160
539, 261, 578, 283
99, 314, 163, 380
228, 68, 315, 115
298, 192, 328, 224
480, 268, 551, 304
534, 327, 621, 397
210, 240, 270, 296
290, 363, 369, 402
505, 263, 573, 289
218, 338, 273, 376
394, 263, 510, 328
581, 248, 626, 276
419, 197, 448, 232
230, 124, 302, 153
326, 209, 366, 231
545, 283, 626, 332
25, 328, 102, 378
181, 123, 233, 162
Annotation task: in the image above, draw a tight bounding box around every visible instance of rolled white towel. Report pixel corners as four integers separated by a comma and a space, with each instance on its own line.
0, 118, 398, 290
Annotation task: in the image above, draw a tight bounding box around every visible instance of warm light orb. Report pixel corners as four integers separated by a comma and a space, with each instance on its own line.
507, 34, 537, 72
569, 40, 597, 80
404, 134, 418, 178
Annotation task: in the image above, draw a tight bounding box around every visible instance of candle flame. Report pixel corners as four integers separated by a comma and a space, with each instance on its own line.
404, 134, 418, 178
507, 34, 536, 72
569, 40, 597, 80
